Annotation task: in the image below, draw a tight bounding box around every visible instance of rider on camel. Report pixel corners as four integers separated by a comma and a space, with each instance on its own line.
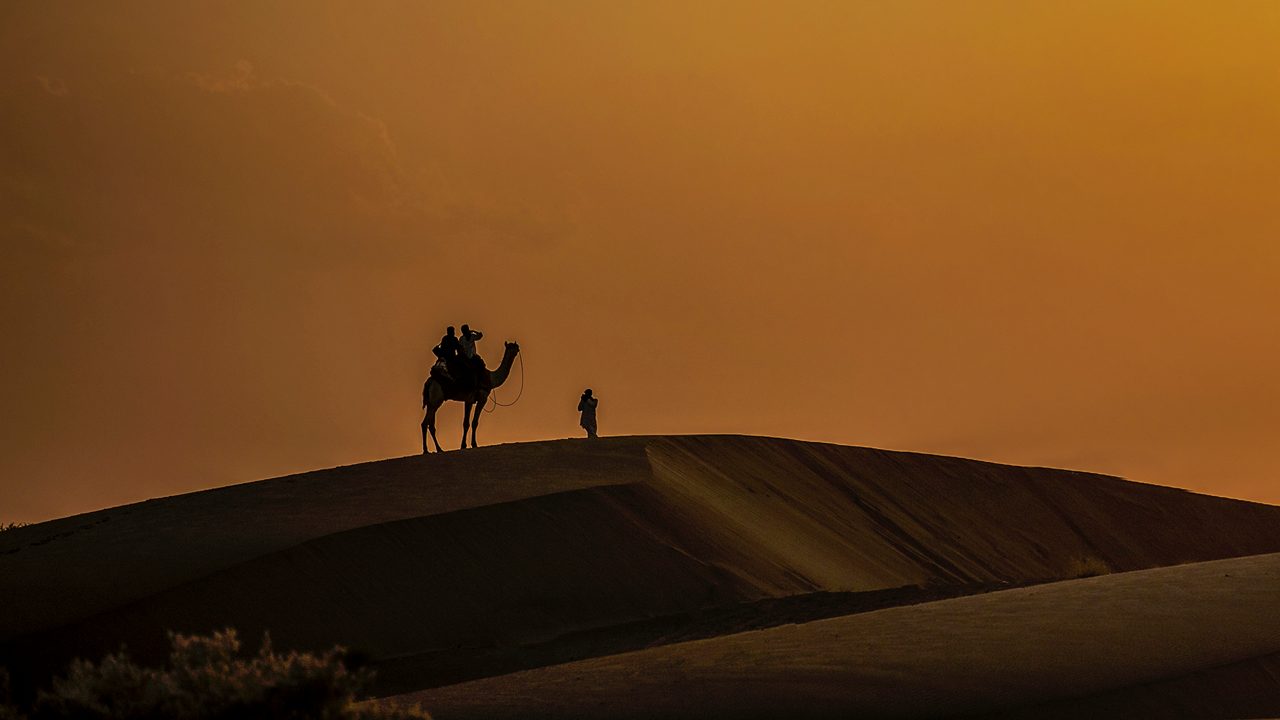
460, 324, 488, 389
432, 326, 464, 382
432, 324, 488, 390
434, 326, 461, 362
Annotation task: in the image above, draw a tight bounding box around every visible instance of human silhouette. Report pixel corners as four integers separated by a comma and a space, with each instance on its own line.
459, 324, 487, 389
431, 326, 465, 384
434, 326, 461, 362
578, 388, 599, 439
459, 324, 483, 359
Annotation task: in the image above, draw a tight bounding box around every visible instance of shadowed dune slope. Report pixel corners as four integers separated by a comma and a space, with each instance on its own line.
4, 435, 1280, 703
0, 437, 653, 639
400, 552, 1280, 720
983, 651, 1280, 720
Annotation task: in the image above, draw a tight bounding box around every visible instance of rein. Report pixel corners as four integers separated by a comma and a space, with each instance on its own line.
484, 350, 525, 413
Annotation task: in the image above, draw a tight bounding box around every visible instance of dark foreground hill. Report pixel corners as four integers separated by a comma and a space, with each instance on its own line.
3, 435, 1280, 717
404, 552, 1280, 719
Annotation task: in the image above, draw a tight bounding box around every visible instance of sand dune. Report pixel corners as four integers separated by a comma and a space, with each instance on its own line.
986, 651, 1280, 719
0, 437, 651, 638
400, 552, 1280, 719
3, 435, 1279, 713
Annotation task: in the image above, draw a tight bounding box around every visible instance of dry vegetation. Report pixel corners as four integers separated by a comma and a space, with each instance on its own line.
0, 671, 21, 720
0, 630, 428, 720
1063, 555, 1114, 579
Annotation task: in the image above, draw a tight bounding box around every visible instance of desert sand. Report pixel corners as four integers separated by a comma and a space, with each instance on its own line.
3, 435, 1279, 717
403, 552, 1280, 719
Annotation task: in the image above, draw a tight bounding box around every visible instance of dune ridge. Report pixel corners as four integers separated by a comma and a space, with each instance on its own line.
4, 435, 1279, 712
0, 437, 652, 638
400, 552, 1280, 719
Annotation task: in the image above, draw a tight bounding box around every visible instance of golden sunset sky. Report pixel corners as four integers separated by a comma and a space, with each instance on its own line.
2, 2, 1277, 522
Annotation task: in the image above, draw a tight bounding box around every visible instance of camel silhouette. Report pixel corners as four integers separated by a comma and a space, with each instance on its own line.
421, 341, 520, 453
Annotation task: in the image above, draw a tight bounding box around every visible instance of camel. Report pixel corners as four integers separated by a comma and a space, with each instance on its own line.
421, 341, 520, 453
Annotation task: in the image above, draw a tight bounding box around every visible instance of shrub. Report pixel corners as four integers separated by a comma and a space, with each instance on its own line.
1, 668, 27, 720
26, 629, 428, 720
1063, 555, 1112, 579
0, 523, 28, 533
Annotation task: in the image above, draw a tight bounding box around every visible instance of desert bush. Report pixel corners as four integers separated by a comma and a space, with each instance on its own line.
0, 523, 28, 533
0, 698, 24, 719
1, 668, 27, 720
1063, 555, 1112, 579
26, 629, 428, 720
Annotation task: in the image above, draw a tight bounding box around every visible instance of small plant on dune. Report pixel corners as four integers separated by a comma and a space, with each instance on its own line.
0, 523, 28, 533
1, 669, 27, 720
1063, 555, 1113, 579
26, 629, 429, 720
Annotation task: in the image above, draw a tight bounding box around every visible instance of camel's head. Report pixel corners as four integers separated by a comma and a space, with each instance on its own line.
504, 340, 520, 356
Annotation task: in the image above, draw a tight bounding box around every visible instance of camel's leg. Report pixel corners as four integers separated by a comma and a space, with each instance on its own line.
421, 413, 428, 454
426, 404, 443, 453
470, 393, 486, 448
461, 401, 473, 450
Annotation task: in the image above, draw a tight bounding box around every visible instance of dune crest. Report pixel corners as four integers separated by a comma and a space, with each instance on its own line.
404, 552, 1280, 719
3, 435, 1279, 713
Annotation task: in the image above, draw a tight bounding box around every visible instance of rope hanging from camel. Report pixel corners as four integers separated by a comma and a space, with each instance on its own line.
484, 351, 525, 414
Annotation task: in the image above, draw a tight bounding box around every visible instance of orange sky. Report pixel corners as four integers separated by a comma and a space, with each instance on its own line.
2, 2, 1278, 522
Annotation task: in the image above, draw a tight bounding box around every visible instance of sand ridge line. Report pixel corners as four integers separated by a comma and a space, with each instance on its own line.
7, 435, 1280, 709
368, 580, 1046, 696
0, 437, 656, 640
404, 552, 1280, 719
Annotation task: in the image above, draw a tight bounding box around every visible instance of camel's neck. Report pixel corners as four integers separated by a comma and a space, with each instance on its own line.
487, 349, 518, 388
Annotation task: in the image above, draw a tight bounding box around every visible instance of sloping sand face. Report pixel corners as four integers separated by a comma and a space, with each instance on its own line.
3, 435, 1279, 708
643, 436, 1280, 588
0, 437, 653, 639
985, 651, 1280, 719
401, 552, 1280, 719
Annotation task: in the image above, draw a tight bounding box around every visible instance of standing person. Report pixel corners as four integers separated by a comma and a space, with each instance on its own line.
578, 389, 599, 439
